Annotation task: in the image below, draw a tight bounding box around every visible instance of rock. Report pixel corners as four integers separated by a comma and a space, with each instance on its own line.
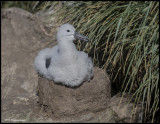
109, 93, 143, 123
47, 107, 121, 123
37, 67, 114, 122
1, 7, 56, 122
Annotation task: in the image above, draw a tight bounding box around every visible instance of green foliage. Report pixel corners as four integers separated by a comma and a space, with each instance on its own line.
1, 1, 46, 13
52, 1, 159, 122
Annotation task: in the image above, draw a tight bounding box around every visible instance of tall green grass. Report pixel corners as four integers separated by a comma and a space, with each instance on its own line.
1, 1, 48, 13
51, 1, 159, 122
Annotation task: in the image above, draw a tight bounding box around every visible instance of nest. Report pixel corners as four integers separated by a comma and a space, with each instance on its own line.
37, 67, 111, 119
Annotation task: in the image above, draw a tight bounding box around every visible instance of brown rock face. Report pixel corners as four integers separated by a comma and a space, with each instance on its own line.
109, 93, 143, 123
1, 7, 56, 122
37, 67, 111, 118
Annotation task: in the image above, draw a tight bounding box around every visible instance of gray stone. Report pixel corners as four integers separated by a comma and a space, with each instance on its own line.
109, 93, 143, 123
1, 7, 55, 123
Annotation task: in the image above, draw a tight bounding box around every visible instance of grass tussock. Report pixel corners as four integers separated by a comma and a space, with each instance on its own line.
1, 1, 52, 13
52, 1, 159, 122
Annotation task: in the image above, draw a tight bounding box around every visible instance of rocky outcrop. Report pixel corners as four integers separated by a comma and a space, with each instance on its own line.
110, 93, 143, 123
1, 7, 56, 122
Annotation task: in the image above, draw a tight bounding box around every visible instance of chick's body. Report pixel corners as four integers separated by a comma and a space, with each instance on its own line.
34, 23, 93, 87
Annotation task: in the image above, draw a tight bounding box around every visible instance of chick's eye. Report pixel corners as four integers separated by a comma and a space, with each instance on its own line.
67, 30, 70, 32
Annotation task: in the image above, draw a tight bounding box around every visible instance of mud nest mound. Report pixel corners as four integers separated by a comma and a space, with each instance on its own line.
37, 67, 111, 119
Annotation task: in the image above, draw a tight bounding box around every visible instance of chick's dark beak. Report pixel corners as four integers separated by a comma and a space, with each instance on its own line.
74, 32, 89, 42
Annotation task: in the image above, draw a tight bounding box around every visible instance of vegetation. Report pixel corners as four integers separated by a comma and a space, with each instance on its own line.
1, 1, 159, 123
50, 2, 159, 122
1, 1, 47, 13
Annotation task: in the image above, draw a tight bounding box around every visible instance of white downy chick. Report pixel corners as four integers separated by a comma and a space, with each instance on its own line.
34, 23, 93, 87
